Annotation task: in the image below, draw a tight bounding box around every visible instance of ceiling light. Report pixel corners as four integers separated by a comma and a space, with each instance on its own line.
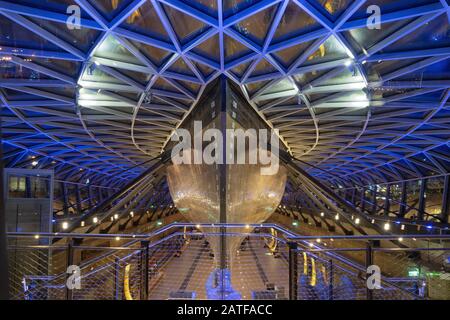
62, 222, 69, 230
384, 223, 390, 231
355, 218, 360, 224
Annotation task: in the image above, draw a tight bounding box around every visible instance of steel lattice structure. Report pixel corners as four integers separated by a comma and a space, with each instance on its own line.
1, 0, 450, 189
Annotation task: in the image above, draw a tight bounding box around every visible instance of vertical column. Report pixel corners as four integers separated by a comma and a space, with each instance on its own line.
371, 186, 377, 214
140, 240, 149, 300
62, 182, 69, 216
365, 241, 374, 300
288, 242, 298, 300
399, 182, 407, 217
360, 187, 366, 212
384, 184, 390, 215
66, 238, 75, 300
418, 179, 426, 221
114, 257, 121, 300
75, 184, 82, 215
0, 122, 10, 299
441, 176, 449, 224
87, 185, 93, 209
328, 259, 333, 300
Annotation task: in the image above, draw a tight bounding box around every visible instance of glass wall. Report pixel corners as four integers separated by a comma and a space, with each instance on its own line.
375, 184, 387, 214
405, 180, 421, 219
389, 183, 403, 217
424, 176, 445, 220
364, 185, 376, 213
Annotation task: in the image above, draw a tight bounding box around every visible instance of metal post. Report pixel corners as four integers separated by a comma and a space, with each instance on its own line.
140, 240, 149, 300
399, 182, 407, 217
328, 259, 333, 300
62, 182, 69, 216
418, 179, 426, 221
360, 187, 365, 212
66, 238, 74, 300
75, 184, 82, 215
384, 184, 390, 215
371, 187, 377, 214
441, 176, 450, 223
114, 257, 120, 300
0, 122, 10, 300
288, 242, 298, 300
365, 241, 374, 300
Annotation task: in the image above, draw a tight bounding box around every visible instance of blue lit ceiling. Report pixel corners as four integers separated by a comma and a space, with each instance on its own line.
0, 0, 450, 187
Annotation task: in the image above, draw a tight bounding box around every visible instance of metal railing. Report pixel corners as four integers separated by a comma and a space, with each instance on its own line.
6, 223, 450, 300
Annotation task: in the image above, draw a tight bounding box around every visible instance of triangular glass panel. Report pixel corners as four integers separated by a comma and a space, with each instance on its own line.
0, 16, 62, 51
229, 60, 253, 78
20, 56, 81, 78
129, 39, 172, 68
173, 79, 201, 96
152, 77, 179, 93
95, 36, 143, 65
245, 80, 271, 96
192, 60, 215, 79
191, 34, 221, 63
189, 0, 218, 18
0, 62, 51, 80
380, 13, 450, 54
224, 34, 254, 64
365, 58, 424, 82
223, 0, 260, 19
396, 59, 450, 82
249, 59, 278, 77
272, 2, 322, 44
233, 4, 279, 47
301, 36, 348, 67
119, 69, 152, 86
342, 18, 414, 55
121, 0, 171, 43
162, 3, 209, 46
168, 58, 196, 76
27, 16, 101, 53
9, 0, 92, 18
88, 0, 135, 21
311, 0, 354, 22
272, 40, 314, 69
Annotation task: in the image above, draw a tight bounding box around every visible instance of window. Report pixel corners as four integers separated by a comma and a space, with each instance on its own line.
30, 176, 50, 198
425, 177, 444, 219
375, 184, 387, 214
8, 175, 26, 198
405, 180, 421, 219
389, 183, 403, 216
